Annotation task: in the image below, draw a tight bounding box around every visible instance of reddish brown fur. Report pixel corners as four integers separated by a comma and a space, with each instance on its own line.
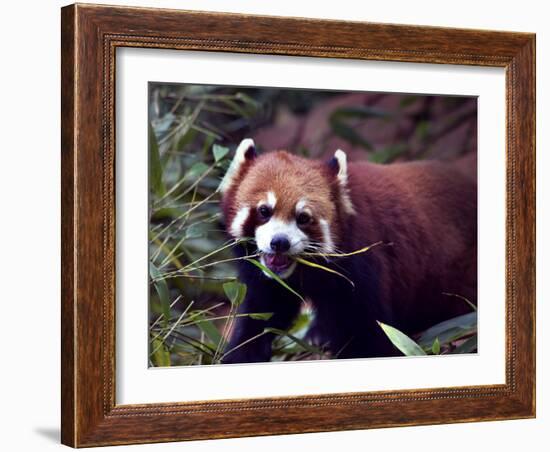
221, 149, 477, 361
223, 152, 477, 325
222, 151, 343, 243
345, 159, 477, 328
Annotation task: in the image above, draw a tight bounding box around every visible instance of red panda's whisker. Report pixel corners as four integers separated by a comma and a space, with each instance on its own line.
289, 239, 307, 249
302, 241, 386, 258
305, 240, 342, 255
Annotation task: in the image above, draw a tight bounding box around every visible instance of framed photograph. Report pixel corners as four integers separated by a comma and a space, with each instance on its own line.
61, 4, 535, 447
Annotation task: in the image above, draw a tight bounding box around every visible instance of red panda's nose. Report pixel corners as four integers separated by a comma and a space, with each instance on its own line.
270, 234, 291, 253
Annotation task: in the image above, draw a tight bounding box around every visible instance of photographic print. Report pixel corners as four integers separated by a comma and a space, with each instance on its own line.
148, 83, 478, 366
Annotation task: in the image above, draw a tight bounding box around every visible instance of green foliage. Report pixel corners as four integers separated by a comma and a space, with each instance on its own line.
271, 307, 330, 361
149, 263, 170, 328
454, 334, 478, 354
369, 144, 408, 164
295, 256, 355, 288
223, 281, 247, 307
148, 85, 265, 366
329, 106, 392, 152
195, 315, 224, 349
379, 304, 478, 356
149, 124, 166, 196
265, 328, 324, 356
212, 144, 230, 162
148, 84, 326, 366
245, 258, 305, 302
150, 338, 171, 367
378, 322, 427, 356
416, 312, 477, 351
431, 337, 441, 355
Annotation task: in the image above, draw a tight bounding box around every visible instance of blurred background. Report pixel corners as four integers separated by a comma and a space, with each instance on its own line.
148, 83, 478, 367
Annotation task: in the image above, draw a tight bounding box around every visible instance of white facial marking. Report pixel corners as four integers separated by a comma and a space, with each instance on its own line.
267, 191, 277, 209
255, 218, 307, 255
295, 198, 308, 213
295, 199, 313, 220
334, 149, 356, 215
219, 138, 255, 194
319, 218, 335, 253
229, 206, 250, 238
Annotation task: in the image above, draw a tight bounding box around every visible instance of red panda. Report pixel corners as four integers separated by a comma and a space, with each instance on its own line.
220, 138, 477, 363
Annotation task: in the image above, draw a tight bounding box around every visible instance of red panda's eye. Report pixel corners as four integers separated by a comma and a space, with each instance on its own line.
258, 205, 272, 219
296, 212, 311, 226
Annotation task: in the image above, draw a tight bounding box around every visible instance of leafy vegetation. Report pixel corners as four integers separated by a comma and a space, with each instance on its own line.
147, 84, 327, 366
379, 309, 478, 357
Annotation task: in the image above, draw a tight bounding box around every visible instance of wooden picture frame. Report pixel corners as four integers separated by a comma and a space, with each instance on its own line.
61, 3, 535, 447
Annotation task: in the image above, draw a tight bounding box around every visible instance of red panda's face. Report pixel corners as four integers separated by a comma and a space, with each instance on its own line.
220, 139, 354, 279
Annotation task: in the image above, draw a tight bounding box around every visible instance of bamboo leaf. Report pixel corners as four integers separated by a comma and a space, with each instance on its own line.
220, 98, 251, 118
187, 161, 209, 178
212, 144, 230, 162
264, 327, 323, 355
223, 281, 248, 307
431, 337, 441, 355
330, 117, 374, 150
153, 112, 175, 133
378, 321, 427, 356
416, 312, 477, 349
452, 334, 478, 354
149, 123, 166, 196
442, 292, 477, 311
245, 259, 305, 302
195, 316, 224, 349
369, 144, 408, 164
150, 337, 171, 366
149, 262, 171, 328
248, 312, 274, 321
288, 311, 314, 335
235, 92, 261, 108
329, 107, 392, 151
415, 120, 430, 140
295, 257, 355, 288
399, 96, 420, 108
184, 223, 204, 240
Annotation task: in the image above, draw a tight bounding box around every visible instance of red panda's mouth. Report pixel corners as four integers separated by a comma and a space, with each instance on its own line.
263, 253, 293, 274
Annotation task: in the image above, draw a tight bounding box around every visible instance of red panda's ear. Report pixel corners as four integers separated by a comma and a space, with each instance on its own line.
327, 149, 349, 185
327, 149, 356, 215
219, 138, 256, 194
